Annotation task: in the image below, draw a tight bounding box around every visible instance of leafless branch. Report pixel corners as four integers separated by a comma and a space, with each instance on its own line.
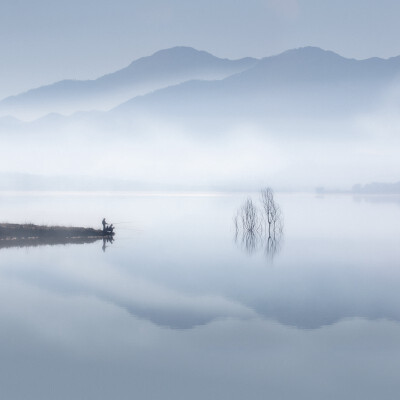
234, 187, 284, 261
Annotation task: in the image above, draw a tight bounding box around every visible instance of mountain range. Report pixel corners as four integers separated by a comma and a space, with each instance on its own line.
0, 47, 257, 120
1, 45, 400, 128
1, 46, 400, 191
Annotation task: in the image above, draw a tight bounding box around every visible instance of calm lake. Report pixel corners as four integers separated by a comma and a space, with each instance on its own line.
1, 192, 400, 400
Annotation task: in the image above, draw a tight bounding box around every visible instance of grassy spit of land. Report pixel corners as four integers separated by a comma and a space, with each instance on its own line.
0, 223, 110, 240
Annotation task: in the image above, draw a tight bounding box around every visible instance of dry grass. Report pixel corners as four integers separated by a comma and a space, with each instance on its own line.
0, 223, 111, 239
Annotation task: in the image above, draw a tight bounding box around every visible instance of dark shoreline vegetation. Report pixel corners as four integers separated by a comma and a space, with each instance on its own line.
0, 223, 114, 249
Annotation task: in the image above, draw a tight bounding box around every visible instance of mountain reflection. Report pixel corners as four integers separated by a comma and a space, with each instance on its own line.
2, 194, 399, 333
5, 248, 400, 331
11, 265, 400, 331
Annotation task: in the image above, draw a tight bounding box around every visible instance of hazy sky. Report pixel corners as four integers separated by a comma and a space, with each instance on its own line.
1, 0, 400, 99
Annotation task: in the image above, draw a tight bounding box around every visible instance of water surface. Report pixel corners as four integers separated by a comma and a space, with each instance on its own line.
1, 192, 400, 399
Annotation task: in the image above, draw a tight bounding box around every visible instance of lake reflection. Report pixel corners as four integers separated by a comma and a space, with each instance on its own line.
1, 192, 400, 399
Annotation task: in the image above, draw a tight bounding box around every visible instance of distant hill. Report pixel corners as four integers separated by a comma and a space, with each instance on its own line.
0, 47, 257, 120
235, 47, 400, 86
111, 46, 400, 129
2, 46, 400, 131
353, 181, 400, 194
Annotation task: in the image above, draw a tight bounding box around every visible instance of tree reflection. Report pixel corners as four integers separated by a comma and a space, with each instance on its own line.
235, 229, 262, 255
264, 234, 283, 261
235, 228, 283, 260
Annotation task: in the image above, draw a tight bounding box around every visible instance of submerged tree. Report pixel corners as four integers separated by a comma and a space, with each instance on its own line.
234, 198, 263, 254
260, 187, 283, 239
239, 198, 261, 233
234, 187, 284, 260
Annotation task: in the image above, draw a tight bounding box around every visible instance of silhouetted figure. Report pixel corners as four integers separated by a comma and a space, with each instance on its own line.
102, 218, 107, 232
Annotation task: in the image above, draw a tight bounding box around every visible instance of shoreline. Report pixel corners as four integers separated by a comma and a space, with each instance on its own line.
0, 223, 114, 240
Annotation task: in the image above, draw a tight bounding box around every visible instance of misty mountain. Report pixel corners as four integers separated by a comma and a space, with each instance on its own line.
3, 46, 400, 128
113, 47, 400, 129
2, 46, 400, 191
234, 46, 400, 86
0, 47, 257, 120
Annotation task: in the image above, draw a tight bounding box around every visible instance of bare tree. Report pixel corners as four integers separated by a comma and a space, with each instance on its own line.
234, 188, 284, 261
234, 198, 262, 254
260, 187, 282, 239
239, 198, 261, 234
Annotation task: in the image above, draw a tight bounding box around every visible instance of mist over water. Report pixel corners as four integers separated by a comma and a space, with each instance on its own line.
1, 46, 400, 192
1, 116, 399, 191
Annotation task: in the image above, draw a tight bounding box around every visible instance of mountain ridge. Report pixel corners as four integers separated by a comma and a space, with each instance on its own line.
0, 46, 258, 120
109, 45, 400, 128
2, 45, 400, 125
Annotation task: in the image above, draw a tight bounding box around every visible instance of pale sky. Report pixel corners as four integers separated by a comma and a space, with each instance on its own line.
1, 0, 400, 99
